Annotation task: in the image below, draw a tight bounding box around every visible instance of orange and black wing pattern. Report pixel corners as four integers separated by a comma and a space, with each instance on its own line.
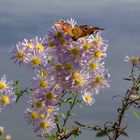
55, 20, 104, 41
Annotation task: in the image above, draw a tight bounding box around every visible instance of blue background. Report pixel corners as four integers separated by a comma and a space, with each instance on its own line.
0, 0, 140, 139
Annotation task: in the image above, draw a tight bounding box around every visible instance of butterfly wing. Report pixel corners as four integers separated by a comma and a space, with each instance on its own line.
71, 25, 84, 40
55, 21, 104, 41
55, 21, 74, 37
79, 25, 104, 37
72, 25, 104, 40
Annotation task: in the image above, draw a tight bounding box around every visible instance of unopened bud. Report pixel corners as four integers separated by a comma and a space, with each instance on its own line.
0, 127, 4, 135
5, 135, 11, 140
130, 95, 140, 99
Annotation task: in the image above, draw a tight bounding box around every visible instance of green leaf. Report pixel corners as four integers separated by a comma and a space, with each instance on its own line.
73, 128, 81, 137
132, 111, 139, 119
96, 130, 107, 137
120, 131, 128, 137
96, 129, 113, 138
127, 110, 139, 119
60, 113, 66, 119
54, 115, 59, 124
70, 113, 76, 117
76, 102, 83, 108
48, 134, 57, 140
65, 97, 72, 103
62, 127, 67, 134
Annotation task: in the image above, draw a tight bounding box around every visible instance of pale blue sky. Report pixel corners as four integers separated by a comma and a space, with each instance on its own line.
0, 0, 140, 139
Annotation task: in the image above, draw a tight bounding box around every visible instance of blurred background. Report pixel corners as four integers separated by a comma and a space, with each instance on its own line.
0, 0, 140, 139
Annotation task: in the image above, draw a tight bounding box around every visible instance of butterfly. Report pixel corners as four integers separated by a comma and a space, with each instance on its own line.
55, 20, 104, 41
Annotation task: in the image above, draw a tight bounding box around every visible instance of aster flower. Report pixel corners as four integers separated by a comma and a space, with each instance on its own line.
10, 42, 27, 66
88, 61, 104, 72
32, 74, 49, 90
22, 37, 45, 51
33, 116, 56, 135
88, 68, 110, 94
85, 34, 108, 61
25, 108, 45, 125
124, 55, 140, 68
68, 70, 88, 92
37, 88, 60, 106
88, 34, 108, 49
46, 105, 59, 117
33, 37, 45, 51
82, 91, 95, 105
44, 25, 71, 50
25, 49, 48, 68
0, 75, 13, 92
92, 49, 107, 61
0, 89, 16, 110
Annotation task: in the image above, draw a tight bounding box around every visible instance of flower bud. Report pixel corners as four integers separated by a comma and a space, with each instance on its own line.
0, 127, 4, 135
5, 135, 11, 140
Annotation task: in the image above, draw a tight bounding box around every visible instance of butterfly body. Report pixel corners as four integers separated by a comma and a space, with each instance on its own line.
55, 20, 104, 41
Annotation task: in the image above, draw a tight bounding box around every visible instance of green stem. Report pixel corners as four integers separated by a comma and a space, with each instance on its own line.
63, 93, 78, 127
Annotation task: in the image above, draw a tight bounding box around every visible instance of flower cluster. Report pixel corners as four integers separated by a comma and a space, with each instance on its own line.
0, 75, 16, 111
10, 19, 109, 135
125, 55, 140, 68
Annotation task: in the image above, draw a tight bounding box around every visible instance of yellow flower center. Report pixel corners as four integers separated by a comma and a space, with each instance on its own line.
1, 96, 10, 104
74, 76, 84, 85
46, 92, 55, 101
40, 121, 50, 129
48, 40, 56, 48
39, 80, 48, 88
47, 107, 53, 115
35, 101, 43, 108
85, 95, 92, 102
72, 71, 84, 85
31, 112, 38, 119
55, 63, 63, 72
89, 62, 99, 70
93, 50, 102, 59
59, 38, 66, 46
83, 44, 91, 51
36, 43, 44, 51
0, 82, 7, 90
72, 71, 79, 79
60, 76, 66, 83
48, 55, 53, 63
39, 114, 45, 120
56, 31, 63, 39
131, 57, 140, 64
95, 75, 104, 84
25, 43, 33, 48
40, 70, 47, 78
16, 51, 25, 59
54, 83, 59, 89
64, 63, 73, 70
70, 47, 80, 58
92, 37, 102, 46
31, 56, 41, 65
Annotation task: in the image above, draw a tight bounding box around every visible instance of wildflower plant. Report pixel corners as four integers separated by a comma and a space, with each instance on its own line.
9, 19, 110, 139
75, 56, 140, 140
0, 18, 139, 140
